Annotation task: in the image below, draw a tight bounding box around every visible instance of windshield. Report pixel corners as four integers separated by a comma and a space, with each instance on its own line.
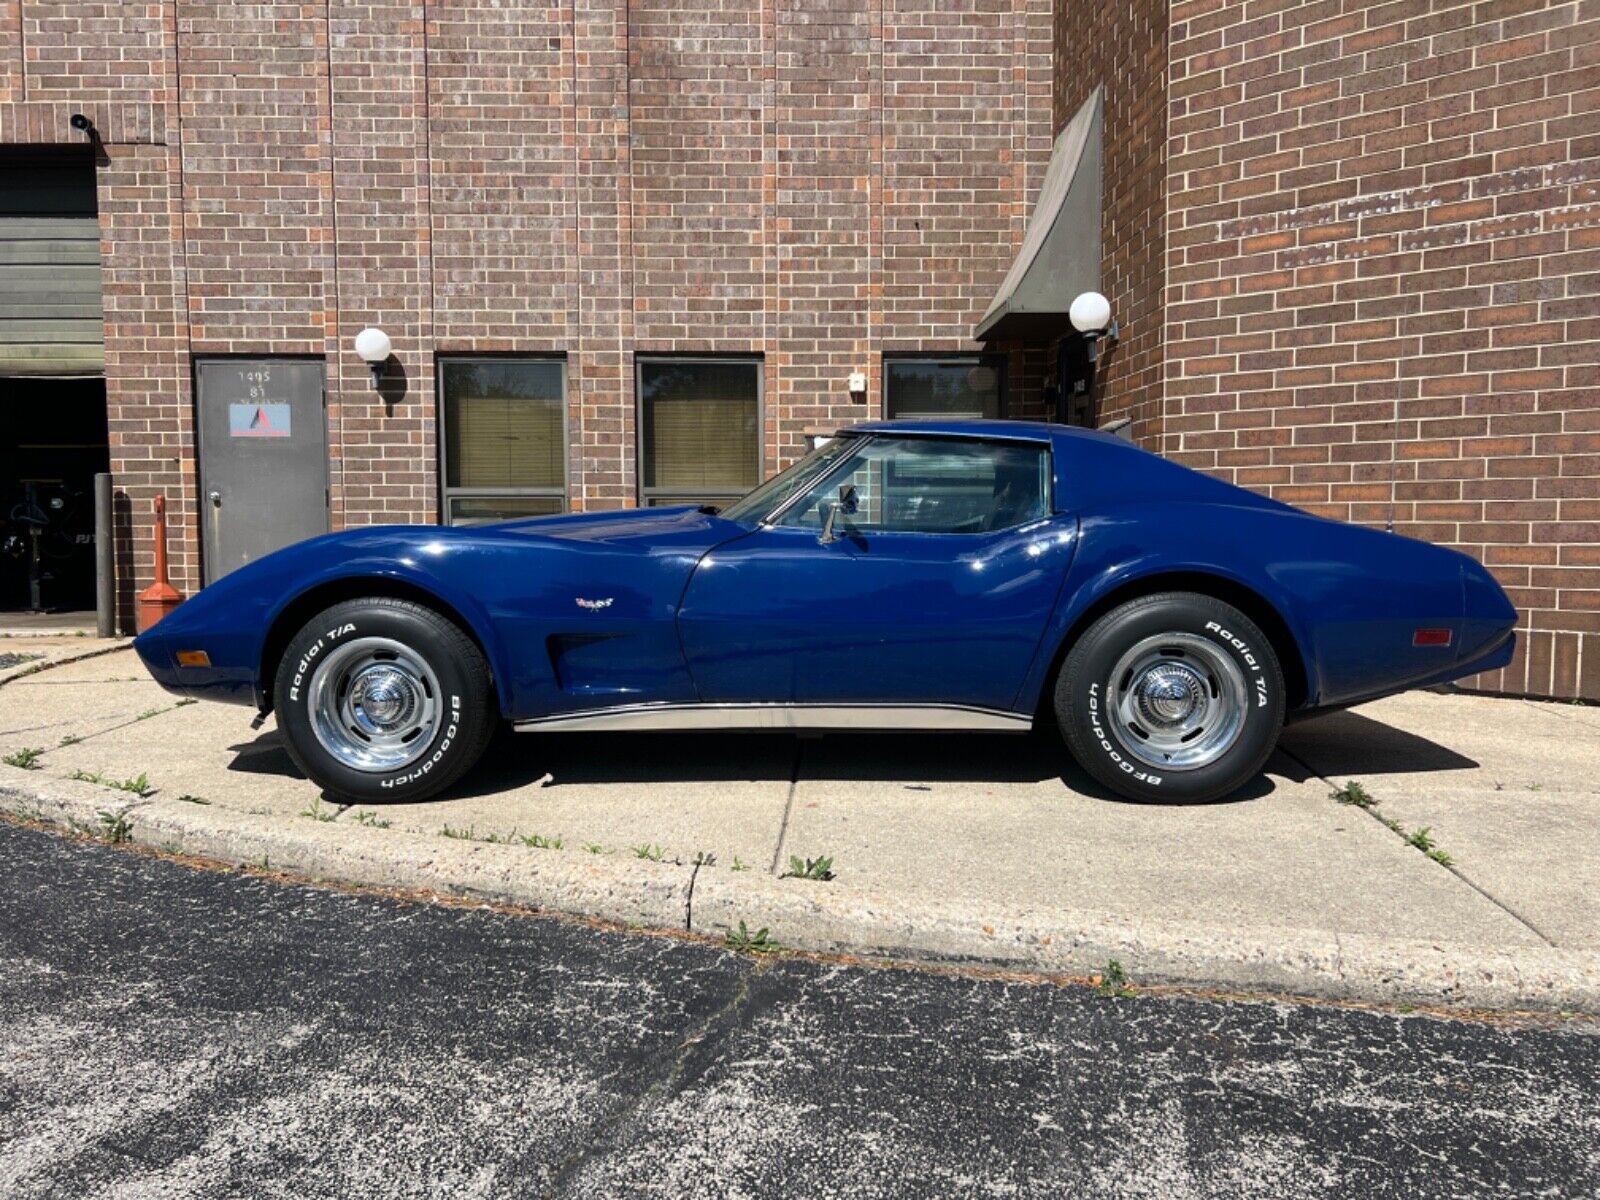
719, 435, 861, 523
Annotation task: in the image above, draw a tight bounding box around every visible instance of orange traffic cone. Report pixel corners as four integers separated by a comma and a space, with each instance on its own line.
136, 494, 184, 632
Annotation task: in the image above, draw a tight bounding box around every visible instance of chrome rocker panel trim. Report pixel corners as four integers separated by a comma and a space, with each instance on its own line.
513, 702, 1035, 734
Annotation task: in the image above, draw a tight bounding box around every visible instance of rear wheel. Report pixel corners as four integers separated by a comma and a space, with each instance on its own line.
1055, 592, 1284, 803
273, 598, 496, 803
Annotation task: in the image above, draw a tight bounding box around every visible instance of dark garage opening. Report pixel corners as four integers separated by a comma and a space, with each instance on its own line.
0, 144, 107, 619
0, 379, 109, 613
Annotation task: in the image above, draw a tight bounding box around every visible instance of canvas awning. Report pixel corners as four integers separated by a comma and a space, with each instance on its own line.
974, 87, 1102, 342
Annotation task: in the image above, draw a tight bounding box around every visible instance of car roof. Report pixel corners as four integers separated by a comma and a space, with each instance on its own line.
839, 418, 1115, 445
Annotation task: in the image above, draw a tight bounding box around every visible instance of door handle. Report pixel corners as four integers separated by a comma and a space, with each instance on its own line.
209, 490, 222, 508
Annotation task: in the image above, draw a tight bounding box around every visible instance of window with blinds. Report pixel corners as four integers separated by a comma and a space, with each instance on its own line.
638, 358, 761, 507
439, 358, 567, 525
884, 357, 1008, 420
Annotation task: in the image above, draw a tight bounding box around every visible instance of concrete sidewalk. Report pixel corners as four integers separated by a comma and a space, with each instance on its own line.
2, 641, 1597, 1010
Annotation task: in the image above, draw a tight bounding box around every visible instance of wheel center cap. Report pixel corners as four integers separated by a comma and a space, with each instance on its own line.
351, 667, 416, 732
1135, 664, 1205, 727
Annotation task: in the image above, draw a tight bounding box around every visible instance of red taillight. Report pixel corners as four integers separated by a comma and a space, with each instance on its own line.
1413, 628, 1452, 647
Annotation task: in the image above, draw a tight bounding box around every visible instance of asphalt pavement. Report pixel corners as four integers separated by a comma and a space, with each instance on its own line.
0, 821, 1597, 1199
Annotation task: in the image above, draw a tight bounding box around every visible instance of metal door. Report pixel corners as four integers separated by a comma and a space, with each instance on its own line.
195, 358, 329, 583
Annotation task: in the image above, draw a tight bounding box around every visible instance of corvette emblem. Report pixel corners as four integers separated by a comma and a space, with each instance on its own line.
575, 597, 614, 610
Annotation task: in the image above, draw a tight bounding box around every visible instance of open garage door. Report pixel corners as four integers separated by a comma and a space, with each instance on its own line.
0, 146, 103, 377
0, 147, 107, 618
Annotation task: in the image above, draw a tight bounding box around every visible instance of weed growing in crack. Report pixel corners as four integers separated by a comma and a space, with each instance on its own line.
782, 854, 835, 882
520, 833, 563, 850
69, 768, 152, 796
1404, 826, 1454, 866
1331, 781, 1459, 869
1093, 959, 1136, 999
174, 794, 210, 805
3, 747, 44, 770
693, 850, 717, 867
440, 824, 476, 840
582, 842, 604, 854
96, 808, 133, 845
725, 920, 779, 956
300, 799, 338, 822
352, 810, 391, 829
58, 734, 82, 747
1330, 781, 1375, 808
633, 844, 666, 862
730, 857, 750, 872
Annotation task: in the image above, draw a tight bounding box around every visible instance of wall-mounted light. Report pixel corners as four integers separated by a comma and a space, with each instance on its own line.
846, 370, 867, 401
1069, 291, 1118, 362
354, 327, 392, 389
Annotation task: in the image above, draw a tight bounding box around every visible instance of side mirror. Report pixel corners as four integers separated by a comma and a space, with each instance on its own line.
819, 484, 858, 545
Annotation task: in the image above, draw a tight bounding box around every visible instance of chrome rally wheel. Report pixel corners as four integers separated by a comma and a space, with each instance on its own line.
1104, 632, 1249, 772
308, 637, 442, 772
1055, 592, 1285, 803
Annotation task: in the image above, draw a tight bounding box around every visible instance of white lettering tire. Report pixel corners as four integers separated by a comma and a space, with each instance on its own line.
1054, 592, 1285, 803
273, 598, 496, 804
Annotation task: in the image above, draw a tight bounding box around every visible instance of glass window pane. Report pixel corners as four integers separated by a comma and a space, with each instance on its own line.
776, 436, 1048, 535
447, 495, 564, 526
885, 358, 1005, 419
640, 360, 760, 494
443, 360, 565, 491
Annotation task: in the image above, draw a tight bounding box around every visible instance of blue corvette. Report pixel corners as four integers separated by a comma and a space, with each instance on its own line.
134, 420, 1516, 804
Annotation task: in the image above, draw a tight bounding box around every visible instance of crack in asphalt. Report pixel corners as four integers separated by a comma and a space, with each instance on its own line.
540, 961, 764, 1198
1276, 743, 1557, 947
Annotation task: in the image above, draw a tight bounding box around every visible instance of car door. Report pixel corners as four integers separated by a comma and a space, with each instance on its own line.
676, 434, 1078, 711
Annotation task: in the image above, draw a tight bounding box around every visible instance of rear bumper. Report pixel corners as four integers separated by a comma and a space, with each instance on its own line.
1300, 630, 1515, 717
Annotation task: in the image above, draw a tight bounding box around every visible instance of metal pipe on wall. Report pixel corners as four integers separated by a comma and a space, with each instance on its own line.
94, 472, 113, 638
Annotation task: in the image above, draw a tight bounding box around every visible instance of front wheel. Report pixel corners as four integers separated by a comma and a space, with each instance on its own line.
273, 598, 496, 803
1055, 592, 1285, 803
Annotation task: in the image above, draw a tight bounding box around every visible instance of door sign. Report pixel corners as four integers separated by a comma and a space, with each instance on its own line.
229, 402, 292, 438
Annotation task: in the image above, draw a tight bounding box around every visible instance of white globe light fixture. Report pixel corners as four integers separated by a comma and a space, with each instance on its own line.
1068, 291, 1118, 368
1068, 290, 1112, 335
354, 326, 393, 388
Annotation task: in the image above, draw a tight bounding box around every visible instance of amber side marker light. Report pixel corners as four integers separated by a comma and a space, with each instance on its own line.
1412, 629, 1452, 647
175, 650, 211, 668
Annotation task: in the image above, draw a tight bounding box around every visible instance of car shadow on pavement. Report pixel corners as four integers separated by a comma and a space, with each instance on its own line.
1276, 709, 1478, 780
224, 709, 1472, 807
226, 724, 1277, 806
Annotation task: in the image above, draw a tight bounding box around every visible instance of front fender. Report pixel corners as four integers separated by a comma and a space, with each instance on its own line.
132, 531, 517, 713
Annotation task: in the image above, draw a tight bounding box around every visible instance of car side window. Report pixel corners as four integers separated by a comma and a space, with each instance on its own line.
775, 436, 1050, 535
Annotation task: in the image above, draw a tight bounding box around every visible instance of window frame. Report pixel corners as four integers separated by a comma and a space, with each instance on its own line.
883, 353, 1010, 420
436, 354, 570, 526
635, 353, 765, 508
763, 433, 1053, 537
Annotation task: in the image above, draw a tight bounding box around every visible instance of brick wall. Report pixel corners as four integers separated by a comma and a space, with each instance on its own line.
1054, 0, 1169, 440
0, 0, 1054, 614
1160, 0, 1600, 700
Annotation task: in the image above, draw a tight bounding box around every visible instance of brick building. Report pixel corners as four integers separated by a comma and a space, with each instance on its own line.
1058, 0, 1600, 701
0, 0, 1595, 700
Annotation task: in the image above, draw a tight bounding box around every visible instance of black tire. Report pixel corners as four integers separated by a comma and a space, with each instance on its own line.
272, 598, 496, 803
1055, 592, 1285, 803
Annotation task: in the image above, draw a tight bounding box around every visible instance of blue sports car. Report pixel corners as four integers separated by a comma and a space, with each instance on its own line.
134, 420, 1517, 804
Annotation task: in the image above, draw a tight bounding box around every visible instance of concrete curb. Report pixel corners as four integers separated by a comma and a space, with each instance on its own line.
0, 640, 133, 687
3, 766, 1596, 1014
